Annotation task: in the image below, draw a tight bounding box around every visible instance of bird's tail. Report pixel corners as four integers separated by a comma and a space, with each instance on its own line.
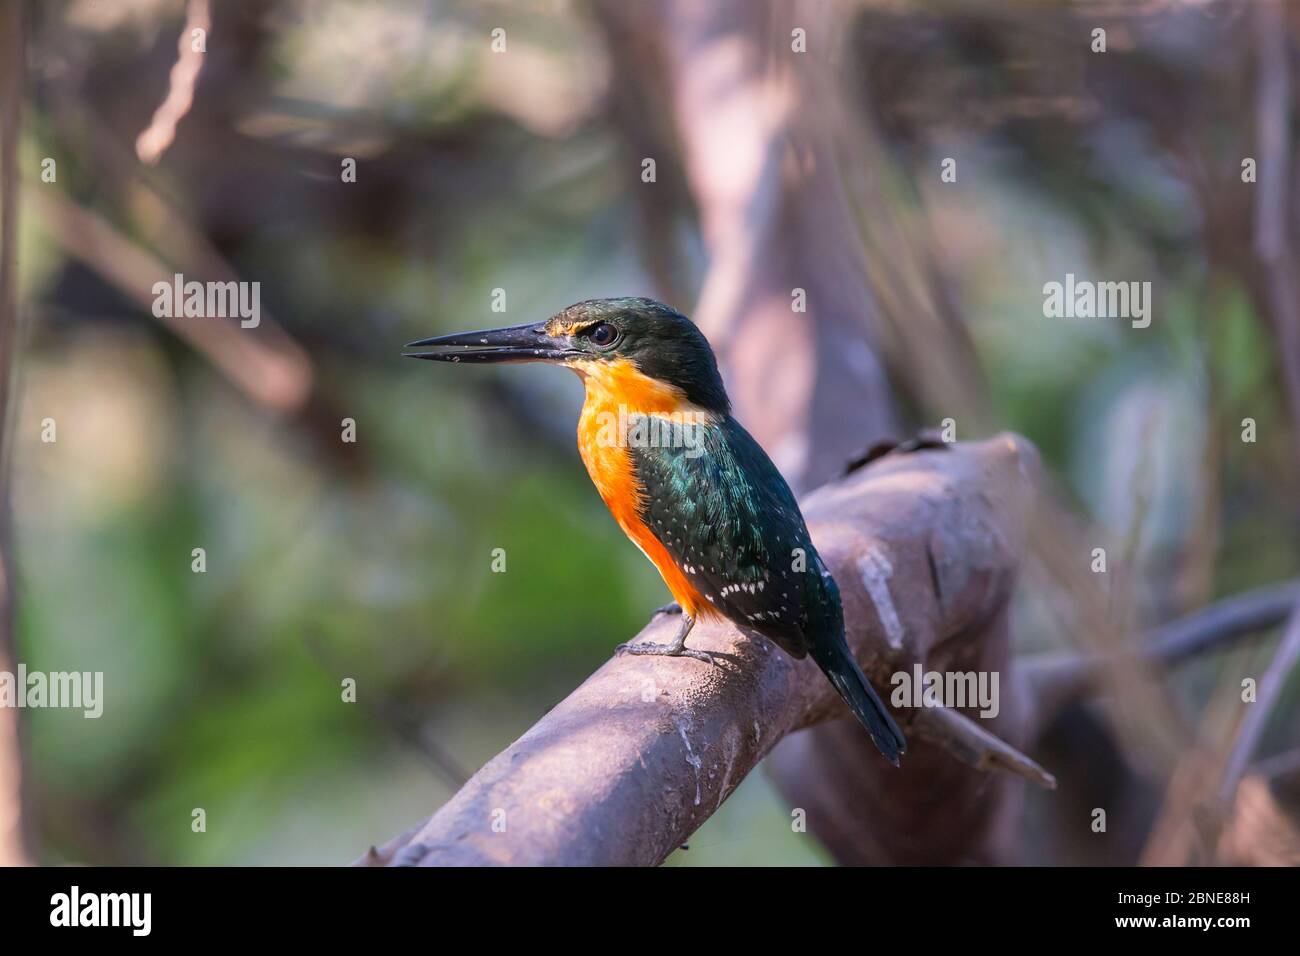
808, 639, 907, 766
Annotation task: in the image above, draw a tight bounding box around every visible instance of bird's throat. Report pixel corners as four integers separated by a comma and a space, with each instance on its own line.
571, 357, 718, 618
570, 357, 698, 416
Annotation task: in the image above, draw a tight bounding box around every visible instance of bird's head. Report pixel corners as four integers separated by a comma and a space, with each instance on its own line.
406, 297, 730, 414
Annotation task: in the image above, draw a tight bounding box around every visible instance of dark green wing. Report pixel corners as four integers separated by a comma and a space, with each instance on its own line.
628, 415, 833, 656
628, 415, 906, 762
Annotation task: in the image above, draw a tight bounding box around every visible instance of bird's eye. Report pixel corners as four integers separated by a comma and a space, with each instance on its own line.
587, 322, 618, 347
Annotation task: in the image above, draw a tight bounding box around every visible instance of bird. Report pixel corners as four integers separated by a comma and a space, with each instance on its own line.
405, 297, 906, 764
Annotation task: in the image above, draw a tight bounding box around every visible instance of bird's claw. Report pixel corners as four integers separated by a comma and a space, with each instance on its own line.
616, 641, 714, 665
652, 602, 683, 617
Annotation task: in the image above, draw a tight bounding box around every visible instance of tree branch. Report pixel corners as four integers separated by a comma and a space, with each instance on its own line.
358, 433, 1045, 866
1218, 600, 1300, 803
1250, 0, 1300, 460
1024, 579, 1300, 735
0, 0, 30, 867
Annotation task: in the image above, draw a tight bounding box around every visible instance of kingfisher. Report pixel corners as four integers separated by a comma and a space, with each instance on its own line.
406, 297, 906, 764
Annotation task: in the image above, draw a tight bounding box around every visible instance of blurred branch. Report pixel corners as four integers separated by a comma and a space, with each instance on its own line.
1251, 745, 1300, 782
26, 187, 313, 414
358, 434, 1046, 866
589, 2, 694, 309
1214, 775, 1300, 866
1218, 600, 1300, 801
1138, 597, 1300, 865
135, 0, 211, 165
1024, 484, 1189, 757
39, 86, 377, 476
1025, 579, 1300, 733
597, 0, 899, 494
1250, 0, 1300, 459
0, 0, 30, 867
301, 632, 469, 790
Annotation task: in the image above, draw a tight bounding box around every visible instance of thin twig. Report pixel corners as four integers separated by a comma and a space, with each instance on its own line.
25, 187, 313, 414
914, 706, 1056, 789
1023, 579, 1300, 733
136, 0, 211, 165
1219, 601, 1300, 801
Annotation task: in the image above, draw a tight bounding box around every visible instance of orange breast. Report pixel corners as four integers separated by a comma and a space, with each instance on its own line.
572, 359, 719, 619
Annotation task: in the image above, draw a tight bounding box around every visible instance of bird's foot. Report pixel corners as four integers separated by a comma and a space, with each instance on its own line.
652, 602, 683, 617
616, 641, 714, 665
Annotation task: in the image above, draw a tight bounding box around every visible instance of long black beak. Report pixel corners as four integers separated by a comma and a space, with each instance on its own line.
404, 322, 574, 364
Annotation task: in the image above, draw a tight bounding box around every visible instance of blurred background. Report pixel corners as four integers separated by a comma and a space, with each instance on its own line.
2, 0, 1299, 865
